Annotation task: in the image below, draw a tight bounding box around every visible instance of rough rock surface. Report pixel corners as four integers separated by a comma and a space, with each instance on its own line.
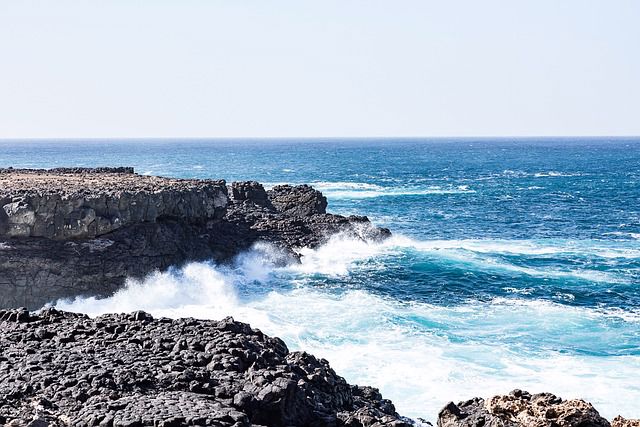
0, 167, 227, 239
0, 308, 410, 427
438, 389, 612, 427
0, 168, 390, 309
612, 417, 640, 427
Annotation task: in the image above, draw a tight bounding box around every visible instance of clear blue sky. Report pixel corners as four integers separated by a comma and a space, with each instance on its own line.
0, 1, 638, 138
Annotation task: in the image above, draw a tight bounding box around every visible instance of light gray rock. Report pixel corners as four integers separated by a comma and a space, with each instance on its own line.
438, 389, 611, 427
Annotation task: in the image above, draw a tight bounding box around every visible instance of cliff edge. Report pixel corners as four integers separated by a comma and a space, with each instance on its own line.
0, 168, 389, 309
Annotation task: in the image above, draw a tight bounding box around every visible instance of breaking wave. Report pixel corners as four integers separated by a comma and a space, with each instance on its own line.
55, 234, 640, 421
311, 182, 475, 199
263, 181, 475, 199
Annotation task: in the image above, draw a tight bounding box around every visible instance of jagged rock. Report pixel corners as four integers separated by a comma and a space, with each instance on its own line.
229, 181, 270, 206
0, 168, 389, 310
267, 184, 328, 216
0, 308, 411, 427
438, 389, 611, 427
612, 417, 640, 427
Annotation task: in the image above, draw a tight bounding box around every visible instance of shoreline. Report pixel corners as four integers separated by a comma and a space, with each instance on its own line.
0, 167, 638, 426
1, 307, 638, 426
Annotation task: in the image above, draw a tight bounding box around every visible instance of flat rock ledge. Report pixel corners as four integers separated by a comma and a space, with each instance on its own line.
0, 167, 227, 240
0, 168, 390, 309
0, 308, 411, 427
438, 389, 639, 427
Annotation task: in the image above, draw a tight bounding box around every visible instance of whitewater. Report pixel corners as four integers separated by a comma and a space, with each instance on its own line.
55, 234, 640, 420
2, 137, 639, 421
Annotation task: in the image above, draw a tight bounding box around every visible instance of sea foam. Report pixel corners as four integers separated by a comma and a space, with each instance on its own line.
54, 235, 640, 421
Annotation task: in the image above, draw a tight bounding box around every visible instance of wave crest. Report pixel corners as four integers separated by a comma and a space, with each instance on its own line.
52, 235, 640, 420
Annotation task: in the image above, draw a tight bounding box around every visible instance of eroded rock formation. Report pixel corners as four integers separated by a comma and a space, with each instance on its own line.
0, 167, 227, 239
0, 168, 389, 310
438, 389, 618, 427
0, 308, 410, 427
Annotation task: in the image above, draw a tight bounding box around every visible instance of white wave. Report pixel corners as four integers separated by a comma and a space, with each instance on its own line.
534, 171, 581, 178
503, 287, 534, 295
606, 231, 640, 240
53, 236, 640, 421
297, 235, 636, 284
262, 181, 475, 199
402, 237, 640, 261
310, 181, 385, 191
318, 185, 475, 199
55, 249, 640, 421
480, 170, 583, 180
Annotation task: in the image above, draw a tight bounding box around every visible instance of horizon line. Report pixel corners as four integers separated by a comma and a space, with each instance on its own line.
1, 135, 639, 142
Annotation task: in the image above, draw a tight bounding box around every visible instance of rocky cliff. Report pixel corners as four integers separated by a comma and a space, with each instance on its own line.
0, 168, 389, 310
0, 167, 227, 240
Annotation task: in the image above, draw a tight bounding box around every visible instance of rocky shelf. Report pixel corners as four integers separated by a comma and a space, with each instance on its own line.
0, 167, 227, 240
0, 168, 389, 309
1, 308, 638, 427
0, 308, 411, 427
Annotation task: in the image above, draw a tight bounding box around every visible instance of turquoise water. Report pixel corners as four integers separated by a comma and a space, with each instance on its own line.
2, 138, 640, 421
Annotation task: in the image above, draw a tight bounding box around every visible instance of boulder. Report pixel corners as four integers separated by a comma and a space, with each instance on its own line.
438, 389, 611, 427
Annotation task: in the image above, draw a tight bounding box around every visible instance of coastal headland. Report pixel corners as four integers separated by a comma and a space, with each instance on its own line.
0, 167, 388, 309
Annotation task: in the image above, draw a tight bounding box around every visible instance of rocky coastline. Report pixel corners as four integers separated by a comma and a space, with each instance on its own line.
1, 167, 638, 426
1, 308, 638, 427
0, 168, 388, 310
0, 308, 410, 426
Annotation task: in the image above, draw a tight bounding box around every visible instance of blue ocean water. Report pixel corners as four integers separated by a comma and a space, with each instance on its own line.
2, 138, 639, 421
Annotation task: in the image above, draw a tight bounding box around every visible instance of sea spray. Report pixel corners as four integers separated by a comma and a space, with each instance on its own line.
55, 234, 640, 420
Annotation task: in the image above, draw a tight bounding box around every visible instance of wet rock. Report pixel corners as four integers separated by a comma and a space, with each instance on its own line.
0, 308, 407, 426
230, 181, 270, 206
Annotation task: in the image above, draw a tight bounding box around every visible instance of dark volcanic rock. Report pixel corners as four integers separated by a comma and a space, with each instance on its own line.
226, 181, 390, 251
0, 308, 410, 427
0, 168, 390, 310
267, 184, 328, 216
438, 389, 611, 427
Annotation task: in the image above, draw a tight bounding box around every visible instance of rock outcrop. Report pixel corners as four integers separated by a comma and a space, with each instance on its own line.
0, 167, 227, 239
0, 308, 410, 427
612, 417, 640, 427
438, 389, 615, 427
0, 168, 389, 310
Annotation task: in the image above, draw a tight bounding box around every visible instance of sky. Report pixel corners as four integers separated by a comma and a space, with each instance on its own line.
0, 1, 638, 138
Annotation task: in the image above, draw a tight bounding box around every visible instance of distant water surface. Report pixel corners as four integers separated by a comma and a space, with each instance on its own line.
2, 137, 639, 421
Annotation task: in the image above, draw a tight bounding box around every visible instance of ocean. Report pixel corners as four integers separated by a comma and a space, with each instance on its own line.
1, 137, 639, 421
